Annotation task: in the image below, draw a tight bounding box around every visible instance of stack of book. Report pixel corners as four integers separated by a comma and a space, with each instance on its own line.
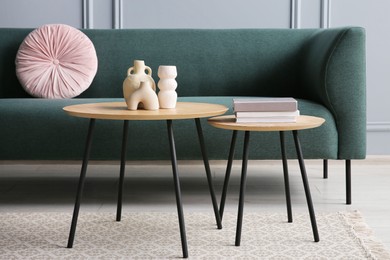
233, 97, 299, 123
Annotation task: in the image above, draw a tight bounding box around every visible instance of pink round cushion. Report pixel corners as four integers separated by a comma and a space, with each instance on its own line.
15, 24, 98, 99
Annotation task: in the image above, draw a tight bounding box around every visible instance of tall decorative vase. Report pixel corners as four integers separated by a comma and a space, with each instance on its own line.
157, 65, 178, 109
123, 60, 156, 109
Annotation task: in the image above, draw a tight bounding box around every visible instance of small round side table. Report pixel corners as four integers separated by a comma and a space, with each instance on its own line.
208, 115, 325, 246
63, 101, 228, 258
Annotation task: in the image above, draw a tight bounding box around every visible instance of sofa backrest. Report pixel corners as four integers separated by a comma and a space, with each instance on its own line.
0, 28, 347, 99
82, 29, 316, 99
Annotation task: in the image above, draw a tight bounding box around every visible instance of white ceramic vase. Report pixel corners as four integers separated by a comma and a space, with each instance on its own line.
127, 81, 159, 110
157, 65, 178, 109
123, 60, 156, 109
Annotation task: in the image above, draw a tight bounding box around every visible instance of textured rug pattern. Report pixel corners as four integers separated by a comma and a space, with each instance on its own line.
0, 211, 389, 259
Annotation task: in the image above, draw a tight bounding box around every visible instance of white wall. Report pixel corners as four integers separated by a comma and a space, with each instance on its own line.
1, 0, 389, 154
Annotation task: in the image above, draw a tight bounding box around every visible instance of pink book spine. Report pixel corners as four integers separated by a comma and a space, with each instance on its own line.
234, 101, 297, 112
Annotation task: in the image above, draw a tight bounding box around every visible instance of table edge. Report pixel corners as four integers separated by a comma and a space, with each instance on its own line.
63, 101, 229, 120
207, 115, 325, 131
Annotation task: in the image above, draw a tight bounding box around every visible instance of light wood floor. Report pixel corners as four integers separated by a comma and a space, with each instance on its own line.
1, 156, 389, 250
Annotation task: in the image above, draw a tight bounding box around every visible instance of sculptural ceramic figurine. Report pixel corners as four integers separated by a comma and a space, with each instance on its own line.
127, 81, 159, 110
123, 60, 156, 109
157, 65, 178, 108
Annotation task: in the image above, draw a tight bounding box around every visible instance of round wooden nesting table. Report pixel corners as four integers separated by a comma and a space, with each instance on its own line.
208, 115, 325, 131
63, 102, 228, 258
63, 101, 228, 120
208, 115, 325, 246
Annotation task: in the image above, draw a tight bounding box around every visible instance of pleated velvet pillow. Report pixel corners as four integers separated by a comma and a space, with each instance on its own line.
15, 24, 98, 99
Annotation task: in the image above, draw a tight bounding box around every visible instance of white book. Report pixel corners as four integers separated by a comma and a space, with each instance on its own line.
235, 110, 300, 118
236, 116, 298, 123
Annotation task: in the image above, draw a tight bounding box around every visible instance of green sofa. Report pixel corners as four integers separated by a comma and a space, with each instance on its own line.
0, 27, 366, 204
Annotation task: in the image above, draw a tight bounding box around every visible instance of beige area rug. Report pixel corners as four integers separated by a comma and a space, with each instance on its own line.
0, 211, 389, 259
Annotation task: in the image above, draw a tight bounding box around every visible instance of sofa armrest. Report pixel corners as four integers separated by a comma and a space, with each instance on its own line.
300, 27, 366, 159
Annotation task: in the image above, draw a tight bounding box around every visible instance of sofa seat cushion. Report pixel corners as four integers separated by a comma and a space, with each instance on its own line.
0, 97, 337, 160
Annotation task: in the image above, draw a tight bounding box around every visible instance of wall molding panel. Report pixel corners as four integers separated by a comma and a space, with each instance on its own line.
113, 0, 123, 29
320, 0, 331, 28
82, 0, 94, 29
367, 122, 390, 132
290, 0, 301, 29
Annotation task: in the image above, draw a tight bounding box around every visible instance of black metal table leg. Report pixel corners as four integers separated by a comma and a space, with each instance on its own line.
67, 119, 96, 248
167, 120, 188, 258
219, 130, 238, 220
292, 130, 320, 242
235, 131, 250, 246
279, 131, 293, 223
195, 118, 222, 229
346, 159, 351, 205
117, 120, 129, 221
323, 159, 328, 179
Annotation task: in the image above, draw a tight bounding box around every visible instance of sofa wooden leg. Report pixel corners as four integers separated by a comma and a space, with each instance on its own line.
346, 160, 351, 205
323, 159, 328, 179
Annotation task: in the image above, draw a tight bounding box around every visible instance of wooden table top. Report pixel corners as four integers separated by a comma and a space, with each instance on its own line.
208, 115, 325, 131
63, 101, 228, 120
